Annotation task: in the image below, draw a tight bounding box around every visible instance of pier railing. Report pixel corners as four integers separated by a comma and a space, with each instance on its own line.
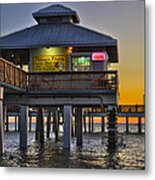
0, 58, 27, 89
0, 57, 118, 91
118, 105, 145, 113
28, 71, 118, 91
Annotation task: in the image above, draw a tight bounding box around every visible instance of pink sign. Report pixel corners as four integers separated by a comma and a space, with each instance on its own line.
92, 52, 107, 61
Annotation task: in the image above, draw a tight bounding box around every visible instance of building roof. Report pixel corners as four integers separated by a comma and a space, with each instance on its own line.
33, 4, 80, 23
0, 4, 118, 62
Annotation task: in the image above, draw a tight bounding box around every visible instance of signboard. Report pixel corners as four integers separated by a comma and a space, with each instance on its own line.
92, 52, 107, 61
33, 55, 66, 72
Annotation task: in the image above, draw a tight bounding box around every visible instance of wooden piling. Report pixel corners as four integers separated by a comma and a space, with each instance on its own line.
88, 115, 91, 133
0, 87, 4, 158
126, 116, 129, 133
101, 116, 105, 132
20, 105, 28, 150
91, 116, 94, 133
53, 110, 59, 141
107, 107, 117, 150
63, 105, 72, 149
83, 112, 87, 134
46, 112, 51, 138
6, 115, 9, 132
138, 116, 142, 133
76, 107, 83, 147
35, 107, 44, 143
29, 116, 32, 132
15, 116, 18, 131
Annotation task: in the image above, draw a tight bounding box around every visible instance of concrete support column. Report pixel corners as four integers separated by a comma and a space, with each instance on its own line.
18, 115, 20, 132
76, 107, 83, 147
0, 87, 4, 158
91, 116, 94, 133
88, 115, 90, 133
63, 105, 72, 149
107, 107, 117, 150
6, 114, 9, 132
53, 110, 59, 141
29, 116, 32, 132
46, 112, 51, 138
126, 116, 129, 133
83, 113, 87, 134
36, 107, 44, 143
20, 105, 28, 150
138, 116, 142, 134
15, 116, 18, 131
101, 116, 105, 132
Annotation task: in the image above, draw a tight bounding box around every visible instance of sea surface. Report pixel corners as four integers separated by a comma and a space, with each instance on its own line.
0, 123, 145, 169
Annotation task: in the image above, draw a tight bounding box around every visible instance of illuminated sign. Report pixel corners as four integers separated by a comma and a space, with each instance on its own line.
92, 52, 107, 61
33, 55, 66, 72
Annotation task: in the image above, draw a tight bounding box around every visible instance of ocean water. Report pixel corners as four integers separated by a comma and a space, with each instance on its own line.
0, 123, 145, 169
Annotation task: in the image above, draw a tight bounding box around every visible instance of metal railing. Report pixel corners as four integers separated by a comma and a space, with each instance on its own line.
0, 57, 27, 89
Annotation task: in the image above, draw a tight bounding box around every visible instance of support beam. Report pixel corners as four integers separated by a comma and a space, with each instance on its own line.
76, 107, 83, 147
126, 116, 129, 133
20, 105, 28, 150
0, 87, 4, 158
63, 105, 72, 149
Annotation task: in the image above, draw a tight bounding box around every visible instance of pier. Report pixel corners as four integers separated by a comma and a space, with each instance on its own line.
0, 4, 144, 161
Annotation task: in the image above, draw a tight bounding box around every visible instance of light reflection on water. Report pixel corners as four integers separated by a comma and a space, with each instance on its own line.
0, 124, 145, 169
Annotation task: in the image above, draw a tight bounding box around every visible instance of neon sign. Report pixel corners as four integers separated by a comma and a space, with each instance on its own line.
92, 52, 107, 61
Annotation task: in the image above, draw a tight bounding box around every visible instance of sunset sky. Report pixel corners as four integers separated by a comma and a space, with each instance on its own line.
0, 1, 144, 105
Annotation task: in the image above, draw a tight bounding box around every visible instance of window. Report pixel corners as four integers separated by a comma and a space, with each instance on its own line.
71, 56, 91, 71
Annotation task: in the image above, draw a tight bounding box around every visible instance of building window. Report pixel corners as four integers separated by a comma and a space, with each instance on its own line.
71, 56, 91, 71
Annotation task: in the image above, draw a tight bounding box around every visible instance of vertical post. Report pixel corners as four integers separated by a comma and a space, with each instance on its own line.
107, 107, 117, 150
138, 116, 142, 134
88, 115, 91, 133
18, 115, 20, 132
3, 106, 7, 130
20, 105, 28, 150
91, 116, 94, 133
36, 107, 44, 143
53, 110, 59, 141
29, 115, 32, 132
46, 112, 51, 138
101, 116, 105, 132
0, 87, 4, 158
6, 114, 9, 132
15, 116, 18, 131
83, 112, 87, 134
76, 106, 83, 147
63, 105, 72, 149
126, 116, 129, 133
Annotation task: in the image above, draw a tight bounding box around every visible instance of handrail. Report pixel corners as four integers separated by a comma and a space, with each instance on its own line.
0, 57, 118, 91
0, 57, 27, 89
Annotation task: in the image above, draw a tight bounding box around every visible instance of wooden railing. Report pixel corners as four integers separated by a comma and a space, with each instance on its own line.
118, 105, 145, 113
0, 57, 27, 89
28, 71, 118, 91
0, 57, 118, 91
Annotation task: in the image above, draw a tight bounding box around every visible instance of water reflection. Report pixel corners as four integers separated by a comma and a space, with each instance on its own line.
0, 124, 145, 169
